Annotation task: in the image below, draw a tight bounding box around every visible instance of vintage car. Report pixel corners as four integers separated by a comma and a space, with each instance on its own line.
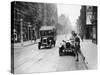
59, 40, 75, 56
38, 26, 56, 49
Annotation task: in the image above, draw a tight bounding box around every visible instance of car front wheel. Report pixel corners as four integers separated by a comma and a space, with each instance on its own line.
59, 47, 63, 56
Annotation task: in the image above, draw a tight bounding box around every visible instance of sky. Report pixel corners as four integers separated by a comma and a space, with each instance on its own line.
57, 4, 81, 27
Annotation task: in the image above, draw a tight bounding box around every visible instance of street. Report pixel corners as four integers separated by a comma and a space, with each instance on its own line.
11, 2, 98, 74
13, 35, 92, 74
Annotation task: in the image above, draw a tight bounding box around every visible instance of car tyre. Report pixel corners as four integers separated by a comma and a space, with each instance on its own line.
59, 48, 63, 56
54, 41, 56, 47
38, 42, 41, 49
59, 52, 63, 56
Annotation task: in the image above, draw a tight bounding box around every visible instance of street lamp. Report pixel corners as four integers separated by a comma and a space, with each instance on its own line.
20, 18, 23, 46
28, 22, 32, 43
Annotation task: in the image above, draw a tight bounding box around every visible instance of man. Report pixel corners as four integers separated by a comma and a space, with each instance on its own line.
71, 31, 85, 61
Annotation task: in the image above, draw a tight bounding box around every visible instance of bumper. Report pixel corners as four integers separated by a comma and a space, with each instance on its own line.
41, 42, 52, 46
59, 49, 75, 56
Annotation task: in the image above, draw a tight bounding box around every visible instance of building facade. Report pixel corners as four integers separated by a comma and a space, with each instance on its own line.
77, 6, 97, 44
11, 1, 58, 43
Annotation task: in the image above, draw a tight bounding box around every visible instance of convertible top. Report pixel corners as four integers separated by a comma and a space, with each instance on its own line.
40, 26, 56, 31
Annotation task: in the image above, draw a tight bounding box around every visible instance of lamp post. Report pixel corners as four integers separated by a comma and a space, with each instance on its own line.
20, 18, 23, 46
28, 22, 32, 43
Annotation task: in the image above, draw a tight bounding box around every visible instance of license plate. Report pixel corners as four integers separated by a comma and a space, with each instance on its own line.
65, 50, 72, 52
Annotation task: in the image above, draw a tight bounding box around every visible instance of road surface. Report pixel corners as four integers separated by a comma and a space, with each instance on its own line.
13, 35, 88, 74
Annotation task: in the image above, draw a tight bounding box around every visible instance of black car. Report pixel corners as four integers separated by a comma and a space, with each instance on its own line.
38, 26, 56, 49
59, 40, 75, 56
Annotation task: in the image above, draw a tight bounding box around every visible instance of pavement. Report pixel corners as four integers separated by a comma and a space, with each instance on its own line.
12, 35, 97, 74
80, 40, 97, 69
12, 40, 36, 48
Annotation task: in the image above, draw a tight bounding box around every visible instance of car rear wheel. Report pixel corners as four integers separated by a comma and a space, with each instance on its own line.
59, 52, 63, 56
59, 48, 63, 56
38, 42, 41, 49
54, 41, 56, 47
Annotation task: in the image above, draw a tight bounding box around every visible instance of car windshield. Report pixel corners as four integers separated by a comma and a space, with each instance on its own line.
40, 30, 54, 36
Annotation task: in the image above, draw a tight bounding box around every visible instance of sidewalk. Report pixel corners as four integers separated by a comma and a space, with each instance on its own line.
12, 40, 36, 48
80, 39, 97, 69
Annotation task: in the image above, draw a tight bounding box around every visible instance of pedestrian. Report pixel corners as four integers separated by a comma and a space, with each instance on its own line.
73, 33, 85, 62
